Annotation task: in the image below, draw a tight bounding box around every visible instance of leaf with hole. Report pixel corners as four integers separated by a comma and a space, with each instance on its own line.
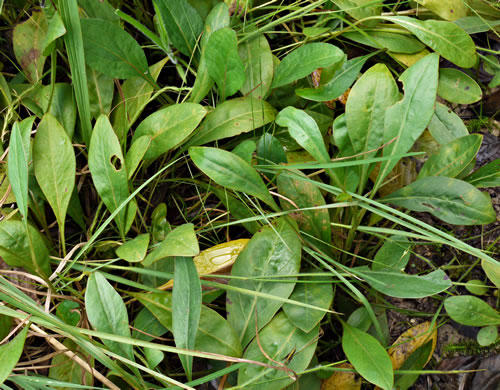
189, 97, 277, 146
33, 114, 75, 242
342, 321, 393, 390
380, 16, 476, 68
89, 115, 133, 236
0, 326, 29, 385
381, 176, 495, 225
445, 295, 500, 326
205, 27, 245, 100
272, 43, 345, 89
133, 291, 242, 357
133, 103, 207, 160
80, 18, 149, 80
189, 146, 277, 209
153, 0, 203, 57
438, 68, 482, 104
227, 218, 301, 347
418, 134, 482, 179
172, 256, 201, 381
355, 268, 451, 298
377, 53, 439, 187
428, 102, 469, 145
85, 272, 134, 361
238, 311, 319, 390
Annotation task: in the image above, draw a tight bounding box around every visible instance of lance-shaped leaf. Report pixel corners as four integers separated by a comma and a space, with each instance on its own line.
272, 43, 345, 89
80, 18, 149, 80
205, 27, 246, 100
189, 97, 277, 146
87, 67, 114, 118
342, 322, 393, 390
85, 272, 134, 361
465, 159, 500, 188
227, 218, 302, 347
331, 0, 382, 21
381, 176, 496, 225
237, 312, 319, 390
33, 114, 75, 238
0, 326, 29, 385
153, 0, 203, 57
377, 53, 439, 187
343, 31, 425, 53
7, 122, 29, 218
172, 256, 202, 381
89, 115, 132, 236
417, 134, 482, 179
133, 103, 207, 160
239, 34, 273, 100
379, 16, 476, 68
189, 146, 277, 209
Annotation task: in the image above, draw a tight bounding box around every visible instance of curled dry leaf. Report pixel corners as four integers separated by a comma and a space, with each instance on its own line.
159, 239, 249, 289
321, 363, 361, 390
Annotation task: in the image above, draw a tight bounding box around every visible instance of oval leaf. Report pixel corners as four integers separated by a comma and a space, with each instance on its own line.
438, 68, 482, 104
189, 146, 277, 209
239, 34, 273, 100
445, 295, 500, 326
133, 103, 207, 160
342, 322, 394, 390
381, 176, 496, 225
272, 43, 345, 89
227, 218, 302, 347
85, 272, 134, 361
116, 234, 150, 263
428, 102, 469, 145
189, 97, 277, 146
80, 18, 149, 79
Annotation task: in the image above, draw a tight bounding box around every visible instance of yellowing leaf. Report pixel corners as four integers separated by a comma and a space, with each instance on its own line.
390, 49, 430, 68
388, 321, 437, 370
159, 239, 249, 289
321, 363, 361, 390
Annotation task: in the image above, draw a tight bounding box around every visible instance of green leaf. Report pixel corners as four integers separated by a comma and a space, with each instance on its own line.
238, 312, 319, 390
277, 170, 331, 251
116, 234, 150, 263
331, 0, 382, 21
85, 272, 134, 361
454, 16, 500, 34
125, 136, 151, 179
283, 276, 333, 333
233, 139, 257, 164
372, 235, 412, 271
173, 256, 202, 381
356, 268, 452, 298
205, 27, 245, 100
13, 11, 47, 83
111, 57, 168, 141
0, 326, 29, 385
0, 220, 51, 277
133, 291, 242, 357
417, 135, 482, 179
438, 68, 482, 104
227, 218, 301, 347
78, 0, 119, 23
87, 67, 114, 118
465, 159, 500, 188
8, 122, 29, 218
56, 300, 81, 326
257, 133, 287, 165
477, 325, 498, 347
49, 339, 93, 388
189, 2, 230, 103
377, 53, 439, 187
342, 322, 393, 390
153, 0, 203, 57
189, 97, 277, 146
272, 43, 345, 89
189, 146, 277, 209
296, 53, 374, 101
428, 102, 469, 145
80, 18, 149, 80
33, 114, 75, 237
343, 31, 425, 54
88, 115, 132, 236
465, 280, 489, 296
381, 176, 496, 225
415, 0, 468, 21
239, 34, 273, 100
42, 6, 66, 56
445, 296, 500, 326
380, 16, 476, 68
143, 223, 199, 266
133, 103, 207, 160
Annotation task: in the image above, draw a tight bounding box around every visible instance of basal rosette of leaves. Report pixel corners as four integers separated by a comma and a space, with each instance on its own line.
0, 0, 498, 389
